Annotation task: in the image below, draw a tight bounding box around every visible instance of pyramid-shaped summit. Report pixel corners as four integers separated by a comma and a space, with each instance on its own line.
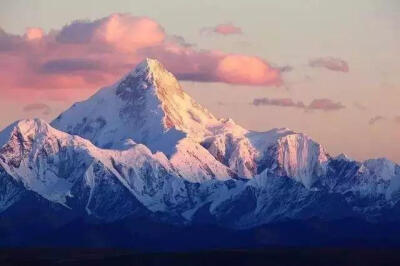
51, 58, 221, 154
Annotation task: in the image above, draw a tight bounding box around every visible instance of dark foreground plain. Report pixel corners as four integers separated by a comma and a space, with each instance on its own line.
1, 248, 400, 266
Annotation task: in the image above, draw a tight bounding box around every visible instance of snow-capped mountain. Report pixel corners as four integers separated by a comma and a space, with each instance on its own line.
1, 58, 400, 245
51, 59, 223, 153
50, 58, 329, 186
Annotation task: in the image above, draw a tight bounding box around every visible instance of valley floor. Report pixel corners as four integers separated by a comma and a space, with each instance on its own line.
0, 248, 400, 266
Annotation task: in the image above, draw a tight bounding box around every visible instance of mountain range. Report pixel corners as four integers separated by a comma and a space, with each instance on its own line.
1, 58, 400, 249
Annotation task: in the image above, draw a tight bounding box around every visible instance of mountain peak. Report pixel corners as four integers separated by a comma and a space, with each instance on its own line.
51, 58, 221, 154
0, 119, 49, 148
125, 58, 179, 90
0, 118, 74, 148
115, 57, 218, 134
118, 57, 182, 98
135, 58, 165, 74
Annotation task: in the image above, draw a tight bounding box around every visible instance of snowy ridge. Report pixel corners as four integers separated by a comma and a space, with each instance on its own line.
1, 58, 400, 228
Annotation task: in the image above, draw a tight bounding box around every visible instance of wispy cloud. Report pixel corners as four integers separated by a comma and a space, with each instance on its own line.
368, 115, 400, 126
309, 57, 349, 72
307, 99, 345, 111
369, 116, 385, 125
40, 58, 103, 74
23, 103, 52, 115
252, 97, 345, 111
252, 98, 305, 108
354, 102, 368, 111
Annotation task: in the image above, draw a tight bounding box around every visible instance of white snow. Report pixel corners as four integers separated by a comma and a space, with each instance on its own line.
51, 58, 221, 156
0, 58, 399, 224
363, 158, 397, 181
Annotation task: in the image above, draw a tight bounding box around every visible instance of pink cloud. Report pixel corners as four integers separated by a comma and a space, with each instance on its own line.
55, 14, 165, 51
216, 55, 280, 86
200, 23, 243, 36
213, 23, 243, 35
309, 57, 349, 72
94, 14, 165, 52
142, 46, 280, 86
24, 27, 44, 41
0, 14, 281, 102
